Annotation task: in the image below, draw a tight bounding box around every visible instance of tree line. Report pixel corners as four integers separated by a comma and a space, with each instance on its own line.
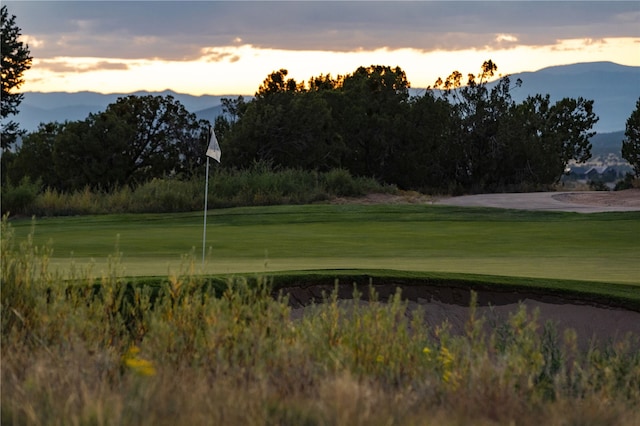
4, 95, 211, 190
3, 5, 640, 196
5, 61, 640, 195
216, 62, 603, 193
218, 63, 640, 191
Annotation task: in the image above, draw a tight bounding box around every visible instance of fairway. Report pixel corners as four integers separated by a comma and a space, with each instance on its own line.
10, 204, 640, 284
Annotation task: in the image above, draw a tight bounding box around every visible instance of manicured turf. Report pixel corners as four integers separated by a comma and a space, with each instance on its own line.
10, 204, 640, 284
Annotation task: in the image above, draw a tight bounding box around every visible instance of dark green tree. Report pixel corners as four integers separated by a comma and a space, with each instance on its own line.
220, 96, 247, 124
6, 122, 64, 187
433, 60, 597, 191
434, 60, 520, 189
338, 65, 411, 180
389, 91, 456, 191
490, 94, 597, 188
544, 97, 597, 172
51, 95, 208, 190
220, 70, 301, 167
622, 97, 640, 177
1, 5, 32, 150
211, 96, 248, 164
497, 95, 550, 186
52, 117, 125, 190
220, 70, 343, 170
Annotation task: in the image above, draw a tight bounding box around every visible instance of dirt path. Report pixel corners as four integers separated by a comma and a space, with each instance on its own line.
434, 189, 640, 213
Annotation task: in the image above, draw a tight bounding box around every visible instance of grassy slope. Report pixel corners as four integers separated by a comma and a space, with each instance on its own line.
11, 204, 640, 286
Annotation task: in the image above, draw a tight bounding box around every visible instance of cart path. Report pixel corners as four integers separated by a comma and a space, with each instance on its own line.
434, 189, 640, 213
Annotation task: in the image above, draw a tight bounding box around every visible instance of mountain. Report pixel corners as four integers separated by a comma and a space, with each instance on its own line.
193, 105, 225, 123
590, 131, 625, 159
11, 62, 640, 134
16, 90, 242, 133
503, 62, 639, 133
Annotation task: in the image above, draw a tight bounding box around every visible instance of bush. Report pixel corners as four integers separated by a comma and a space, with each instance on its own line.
614, 173, 639, 191
7, 167, 396, 217
132, 178, 202, 212
323, 168, 360, 197
589, 180, 609, 191
0, 178, 40, 216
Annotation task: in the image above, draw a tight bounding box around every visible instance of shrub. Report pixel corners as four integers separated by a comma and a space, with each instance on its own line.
8, 167, 396, 217
132, 178, 202, 212
0, 178, 40, 216
589, 180, 609, 191
614, 173, 639, 191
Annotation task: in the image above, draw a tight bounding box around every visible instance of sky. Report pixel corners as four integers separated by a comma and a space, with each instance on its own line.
5, 1, 640, 96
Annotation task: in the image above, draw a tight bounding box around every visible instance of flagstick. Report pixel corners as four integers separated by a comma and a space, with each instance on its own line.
203, 125, 221, 269
202, 156, 210, 267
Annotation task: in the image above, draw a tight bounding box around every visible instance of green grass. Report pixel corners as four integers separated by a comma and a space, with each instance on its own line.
10, 204, 640, 286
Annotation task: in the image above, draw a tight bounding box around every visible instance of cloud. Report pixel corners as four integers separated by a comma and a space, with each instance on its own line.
5, 1, 639, 62
201, 48, 241, 63
19, 34, 44, 48
496, 34, 518, 43
36, 59, 130, 74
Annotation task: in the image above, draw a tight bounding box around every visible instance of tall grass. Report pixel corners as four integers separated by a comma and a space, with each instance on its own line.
1, 165, 395, 217
2, 217, 639, 425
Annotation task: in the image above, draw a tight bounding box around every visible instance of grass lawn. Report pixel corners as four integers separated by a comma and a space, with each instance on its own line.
10, 204, 640, 284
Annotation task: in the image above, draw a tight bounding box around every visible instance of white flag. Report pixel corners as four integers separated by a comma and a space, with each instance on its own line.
206, 127, 221, 162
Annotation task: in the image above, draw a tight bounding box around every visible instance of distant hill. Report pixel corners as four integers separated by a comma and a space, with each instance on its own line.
11, 62, 639, 134
17, 90, 242, 133
193, 104, 226, 123
503, 62, 638, 133
590, 131, 625, 159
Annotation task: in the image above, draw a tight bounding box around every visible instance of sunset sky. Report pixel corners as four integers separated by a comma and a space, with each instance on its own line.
5, 1, 640, 96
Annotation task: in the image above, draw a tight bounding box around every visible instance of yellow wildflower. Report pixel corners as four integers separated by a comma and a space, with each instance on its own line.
125, 357, 157, 377
123, 345, 156, 377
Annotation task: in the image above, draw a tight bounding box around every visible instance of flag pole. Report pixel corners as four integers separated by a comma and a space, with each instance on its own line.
202, 155, 210, 267
203, 125, 221, 269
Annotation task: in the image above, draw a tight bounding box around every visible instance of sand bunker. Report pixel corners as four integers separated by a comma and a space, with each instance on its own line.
435, 189, 640, 213
282, 283, 640, 348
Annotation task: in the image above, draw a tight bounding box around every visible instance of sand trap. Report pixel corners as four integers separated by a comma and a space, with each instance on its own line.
282, 283, 640, 348
435, 189, 640, 213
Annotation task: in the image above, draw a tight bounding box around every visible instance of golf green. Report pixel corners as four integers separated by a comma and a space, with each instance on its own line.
10, 204, 640, 284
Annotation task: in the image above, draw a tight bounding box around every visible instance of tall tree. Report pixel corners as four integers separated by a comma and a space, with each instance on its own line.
221, 69, 343, 170
622, 98, 640, 177
222, 70, 302, 167
433, 60, 597, 191
1, 5, 32, 150
7, 122, 64, 187
390, 92, 456, 191
51, 95, 208, 190
339, 65, 410, 180
434, 60, 520, 189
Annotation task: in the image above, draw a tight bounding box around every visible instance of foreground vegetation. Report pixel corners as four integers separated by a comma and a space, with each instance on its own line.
2, 221, 639, 425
